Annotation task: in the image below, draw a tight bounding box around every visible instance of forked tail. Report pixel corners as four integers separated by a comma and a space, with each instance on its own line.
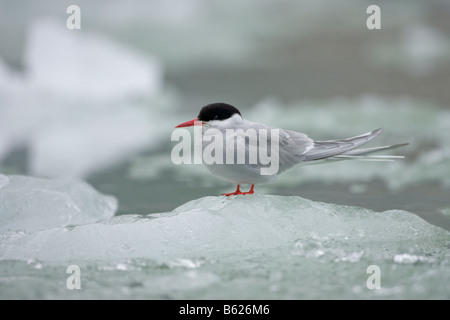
303, 128, 408, 163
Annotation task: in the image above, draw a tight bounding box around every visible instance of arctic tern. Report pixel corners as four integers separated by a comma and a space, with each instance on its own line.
175, 102, 408, 196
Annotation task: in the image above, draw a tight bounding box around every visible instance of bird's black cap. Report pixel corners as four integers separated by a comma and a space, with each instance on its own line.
197, 103, 242, 122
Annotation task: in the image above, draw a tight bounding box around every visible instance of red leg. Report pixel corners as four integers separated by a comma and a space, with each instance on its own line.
222, 184, 255, 196
222, 185, 241, 196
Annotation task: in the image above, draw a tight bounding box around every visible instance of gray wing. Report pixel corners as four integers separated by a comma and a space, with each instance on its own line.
277, 129, 315, 173
228, 122, 315, 174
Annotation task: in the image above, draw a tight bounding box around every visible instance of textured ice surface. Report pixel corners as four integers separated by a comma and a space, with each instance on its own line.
0, 175, 117, 232
1, 194, 448, 262
0, 178, 449, 299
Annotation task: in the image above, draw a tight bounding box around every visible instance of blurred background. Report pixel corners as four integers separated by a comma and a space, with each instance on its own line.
1, 0, 449, 229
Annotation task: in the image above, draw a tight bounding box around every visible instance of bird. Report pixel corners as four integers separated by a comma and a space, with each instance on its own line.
175, 102, 408, 196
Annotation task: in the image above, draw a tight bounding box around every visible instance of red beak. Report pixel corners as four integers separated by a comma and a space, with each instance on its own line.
175, 119, 204, 128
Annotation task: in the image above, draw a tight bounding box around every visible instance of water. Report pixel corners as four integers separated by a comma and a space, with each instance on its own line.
0, 0, 449, 299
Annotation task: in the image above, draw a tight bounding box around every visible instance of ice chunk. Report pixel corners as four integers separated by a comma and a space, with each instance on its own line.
0, 194, 449, 299
28, 104, 168, 177
25, 19, 163, 100
0, 195, 448, 262
0, 175, 117, 232
168, 258, 204, 269
393, 253, 432, 264
0, 19, 174, 177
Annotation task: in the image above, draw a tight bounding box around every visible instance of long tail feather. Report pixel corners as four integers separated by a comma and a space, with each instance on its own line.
329, 155, 404, 162
328, 142, 409, 161
303, 128, 384, 161
340, 143, 409, 156
302, 128, 408, 165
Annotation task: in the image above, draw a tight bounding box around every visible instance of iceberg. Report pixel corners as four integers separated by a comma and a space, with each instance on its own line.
25, 19, 163, 100
0, 175, 117, 232
0, 175, 449, 299
0, 19, 178, 177
27, 103, 172, 177
1, 192, 448, 262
